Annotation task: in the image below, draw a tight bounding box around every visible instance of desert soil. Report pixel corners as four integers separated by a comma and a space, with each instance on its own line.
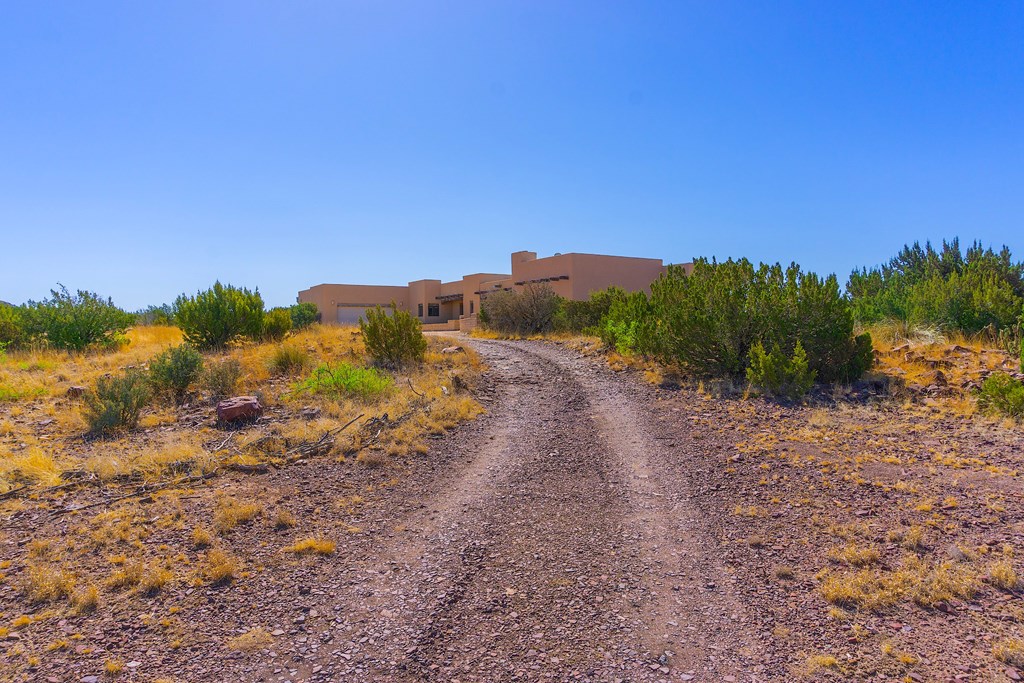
6, 338, 1024, 682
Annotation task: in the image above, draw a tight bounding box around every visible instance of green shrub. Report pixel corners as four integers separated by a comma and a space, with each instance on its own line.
849, 239, 1023, 334
600, 290, 657, 355
480, 284, 562, 336
268, 345, 310, 375
262, 307, 292, 342
645, 260, 869, 382
201, 358, 243, 401
83, 370, 152, 435
173, 282, 265, 350
360, 304, 426, 368
289, 302, 321, 330
294, 363, 393, 401
746, 341, 816, 399
0, 304, 27, 351
978, 374, 1024, 419
149, 344, 204, 404
557, 287, 627, 334
23, 286, 134, 352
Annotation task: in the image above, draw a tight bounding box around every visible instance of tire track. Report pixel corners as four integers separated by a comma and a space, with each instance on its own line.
300, 339, 768, 682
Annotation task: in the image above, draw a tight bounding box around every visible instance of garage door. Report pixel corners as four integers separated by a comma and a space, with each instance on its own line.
336, 306, 392, 325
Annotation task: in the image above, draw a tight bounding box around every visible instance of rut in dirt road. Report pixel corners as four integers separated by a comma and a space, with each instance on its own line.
300, 340, 770, 682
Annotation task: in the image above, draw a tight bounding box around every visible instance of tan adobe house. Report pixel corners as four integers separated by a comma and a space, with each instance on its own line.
298, 250, 678, 331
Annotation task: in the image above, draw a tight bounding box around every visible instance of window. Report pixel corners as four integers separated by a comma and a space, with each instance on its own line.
470, 301, 474, 314
418, 303, 423, 317
459, 302, 464, 316
427, 303, 439, 317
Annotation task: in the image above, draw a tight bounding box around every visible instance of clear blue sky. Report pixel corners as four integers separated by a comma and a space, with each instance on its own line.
2, 1, 1021, 309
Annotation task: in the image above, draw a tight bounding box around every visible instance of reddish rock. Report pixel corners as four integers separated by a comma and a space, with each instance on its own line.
66, 385, 87, 399
216, 396, 263, 423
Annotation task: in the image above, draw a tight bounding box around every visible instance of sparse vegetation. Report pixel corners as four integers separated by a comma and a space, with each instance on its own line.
294, 363, 393, 401
201, 358, 243, 402
268, 344, 311, 375
149, 343, 204, 404
83, 370, 152, 434
480, 284, 562, 336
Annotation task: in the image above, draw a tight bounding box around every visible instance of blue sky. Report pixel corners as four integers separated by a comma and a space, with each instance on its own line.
1, 1, 1021, 309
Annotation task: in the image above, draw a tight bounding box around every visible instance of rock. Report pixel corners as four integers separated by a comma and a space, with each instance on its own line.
441, 346, 464, 354
216, 396, 263, 423
81, 677, 100, 683
66, 386, 87, 399
1006, 668, 1022, 681
300, 407, 322, 420
921, 369, 947, 387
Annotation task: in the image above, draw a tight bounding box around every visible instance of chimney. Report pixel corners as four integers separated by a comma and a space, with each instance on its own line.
511, 250, 537, 268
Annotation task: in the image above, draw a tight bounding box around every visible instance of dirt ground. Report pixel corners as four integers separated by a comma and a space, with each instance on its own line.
2, 338, 1023, 682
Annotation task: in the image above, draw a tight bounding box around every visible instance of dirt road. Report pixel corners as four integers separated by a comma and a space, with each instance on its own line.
282, 339, 771, 682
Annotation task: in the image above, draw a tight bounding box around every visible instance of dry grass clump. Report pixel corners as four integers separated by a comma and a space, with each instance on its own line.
819, 555, 978, 611
23, 563, 76, 603
71, 585, 99, 614
213, 496, 262, 533
285, 537, 336, 555
273, 508, 297, 529
104, 658, 125, 676
775, 566, 796, 580
139, 565, 173, 595
83, 433, 215, 483
994, 638, 1024, 668
804, 653, 841, 674
0, 446, 64, 492
989, 559, 1018, 590
226, 627, 274, 651
192, 526, 213, 548
887, 526, 926, 551
827, 543, 881, 567
105, 560, 170, 595
880, 641, 919, 665
205, 548, 239, 585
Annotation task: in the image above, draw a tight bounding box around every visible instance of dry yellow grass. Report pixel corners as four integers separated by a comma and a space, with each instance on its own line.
819, 554, 977, 611
272, 508, 297, 529
989, 559, 1018, 590
70, 585, 99, 614
192, 526, 213, 548
286, 537, 336, 555
994, 638, 1024, 668
213, 496, 262, 533
204, 548, 239, 585
827, 543, 881, 567
226, 627, 274, 651
23, 563, 76, 603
